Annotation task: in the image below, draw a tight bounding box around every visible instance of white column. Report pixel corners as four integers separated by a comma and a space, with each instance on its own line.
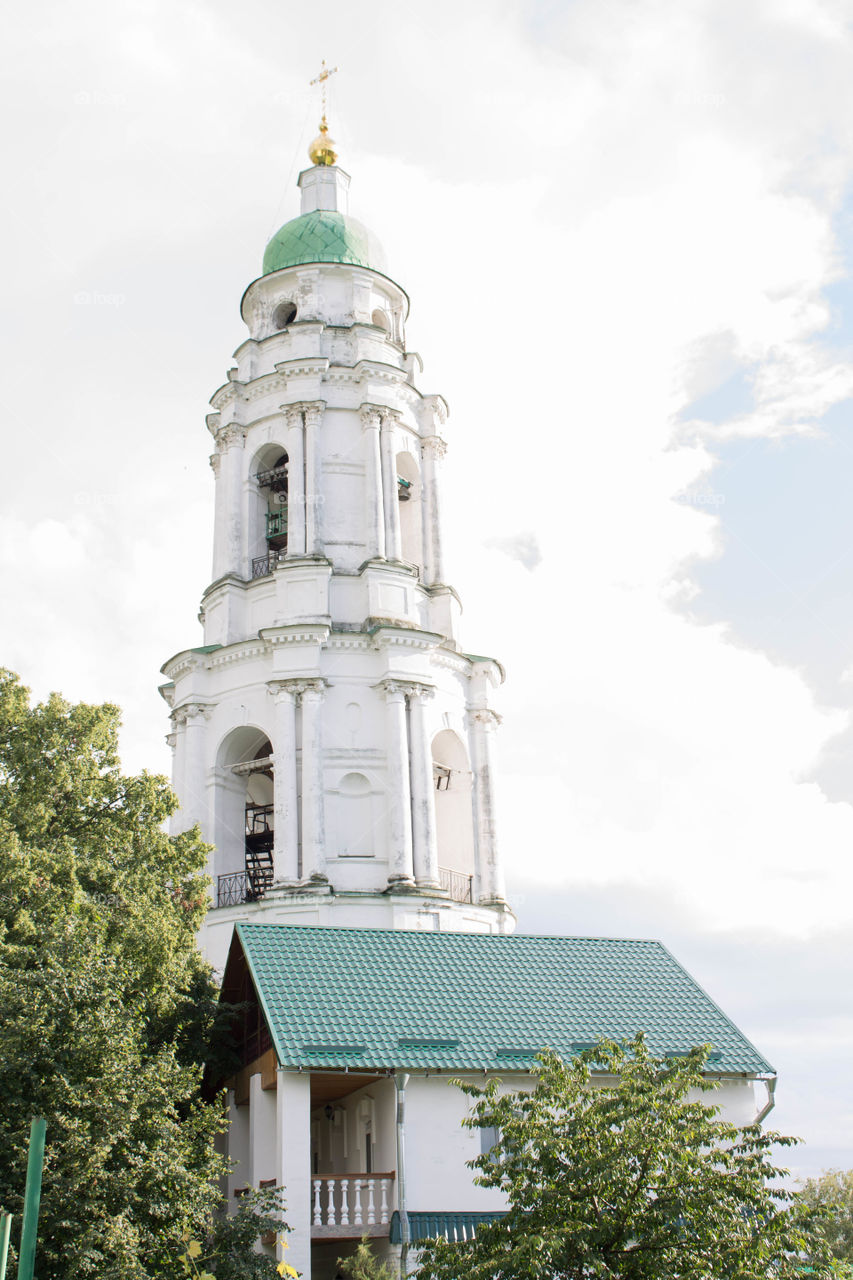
300, 681, 327, 881
421, 436, 447, 585
179, 703, 212, 837
270, 682, 299, 883
167, 721, 184, 835
276, 1070, 312, 1279
469, 708, 506, 903
379, 682, 414, 885
285, 406, 306, 557
212, 424, 246, 579
380, 411, 402, 561
304, 402, 324, 556
361, 405, 386, 560
409, 687, 440, 887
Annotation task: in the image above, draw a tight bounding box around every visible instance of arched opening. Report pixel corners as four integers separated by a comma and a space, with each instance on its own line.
249, 443, 289, 578
396, 450, 422, 571
371, 308, 390, 334
431, 729, 475, 901
214, 726, 275, 905
272, 300, 297, 330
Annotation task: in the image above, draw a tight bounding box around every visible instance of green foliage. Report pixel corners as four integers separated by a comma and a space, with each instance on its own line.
0, 670, 259, 1278
417, 1035, 837, 1280
800, 1170, 853, 1264
175, 1186, 291, 1280
336, 1235, 395, 1280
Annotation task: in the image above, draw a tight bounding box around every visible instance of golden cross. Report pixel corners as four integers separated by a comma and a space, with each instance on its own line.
310, 60, 339, 118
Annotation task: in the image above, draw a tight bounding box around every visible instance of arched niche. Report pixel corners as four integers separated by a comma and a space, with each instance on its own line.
248, 442, 289, 578
329, 770, 376, 859
431, 730, 475, 889
395, 450, 422, 572
213, 726, 274, 899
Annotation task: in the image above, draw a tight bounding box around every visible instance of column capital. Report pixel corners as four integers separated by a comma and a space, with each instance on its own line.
267, 679, 300, 704
209, 452, 221, 475
214, 422, 247, 451
298, 678, 327, 700
471, 707, 502, 729
375, 679, 434, 701
422, 435, 448, 461
359, 403, 383, 430
172, 701, 215, 726
379, 407, 402, 429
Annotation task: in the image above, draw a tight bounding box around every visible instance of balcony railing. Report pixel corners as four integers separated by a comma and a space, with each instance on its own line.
251, 552, 280, 578
312, 1173, 394, 1238
217, 871, 249, 908
439, 867, 473, 904
265, 510, 288, 540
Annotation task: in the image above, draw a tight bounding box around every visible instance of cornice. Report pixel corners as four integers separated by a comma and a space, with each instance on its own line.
259, 623, 331, 647
369, 623, 443, 652
431, 648, 471, 675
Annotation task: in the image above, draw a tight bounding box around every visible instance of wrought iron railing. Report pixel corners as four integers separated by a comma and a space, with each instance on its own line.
439, 866, 473, 904
256, 464, 288, 492
251, 552, 279, 578
217, 871, 249, 908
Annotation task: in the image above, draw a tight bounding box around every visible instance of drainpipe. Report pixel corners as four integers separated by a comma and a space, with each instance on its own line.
395, 1073, 410, 1276
754, 1076, 777, 1125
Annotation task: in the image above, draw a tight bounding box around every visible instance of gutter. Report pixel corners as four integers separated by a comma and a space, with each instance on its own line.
395, 1073, 410, 1275
754, 1075, 777, 1125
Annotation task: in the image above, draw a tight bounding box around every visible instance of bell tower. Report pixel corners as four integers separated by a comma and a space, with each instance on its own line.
160, 118, 514, 968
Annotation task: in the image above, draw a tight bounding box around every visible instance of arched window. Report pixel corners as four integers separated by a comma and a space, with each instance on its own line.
431, 730, 475, 901
250, 446, 288, 578
272, 300, 297, 330
396, 450, 422, 570
214, 727, 274, 905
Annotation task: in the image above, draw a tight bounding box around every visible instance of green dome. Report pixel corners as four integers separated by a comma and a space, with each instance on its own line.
262, 210, 387, 276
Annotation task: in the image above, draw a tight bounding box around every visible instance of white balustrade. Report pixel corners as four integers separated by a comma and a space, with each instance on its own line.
310, 1174, 394, 1235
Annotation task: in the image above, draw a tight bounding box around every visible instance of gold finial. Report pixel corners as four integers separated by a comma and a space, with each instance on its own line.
308, 60, 339, 166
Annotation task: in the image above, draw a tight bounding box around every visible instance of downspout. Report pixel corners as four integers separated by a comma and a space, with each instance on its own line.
754, 1076, 777, 1125
395, 1073, 410, 1276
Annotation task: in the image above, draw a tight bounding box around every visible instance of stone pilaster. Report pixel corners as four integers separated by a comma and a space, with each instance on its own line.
361, 405, 386, 560
379, 409, 402, 562
377, 680, 415, 886
299, 680, 327, 881
268, 681, 300, 883
421, 435, 447, 585
469, 708, 506, 904
409, 686, 440, 887
285, 406, 306, 556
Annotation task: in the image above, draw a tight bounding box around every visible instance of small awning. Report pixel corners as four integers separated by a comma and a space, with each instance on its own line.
389, 1210, 507, 1245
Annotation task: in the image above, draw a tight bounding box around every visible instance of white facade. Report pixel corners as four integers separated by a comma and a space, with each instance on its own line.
161, 162, 514, 972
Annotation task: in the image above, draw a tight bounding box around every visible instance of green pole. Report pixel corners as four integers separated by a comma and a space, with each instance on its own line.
0, 1213, 11, 1280
17, 1119, 45, 1280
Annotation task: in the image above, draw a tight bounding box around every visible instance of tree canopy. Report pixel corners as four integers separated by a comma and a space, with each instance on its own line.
0, 670, 277, 1279
800, 1169, 853, 1266
417, 1035, 837, 1280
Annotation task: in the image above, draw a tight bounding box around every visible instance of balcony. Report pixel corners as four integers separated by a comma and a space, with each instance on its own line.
439, 866, 473, 904
265, 510, 288, 540
312, 1173, 395, 1239
251, 551, 281, 579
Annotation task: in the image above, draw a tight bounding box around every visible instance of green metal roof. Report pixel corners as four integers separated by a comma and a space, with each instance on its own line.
231, 925, 773, 1076
262, 211, 387, 275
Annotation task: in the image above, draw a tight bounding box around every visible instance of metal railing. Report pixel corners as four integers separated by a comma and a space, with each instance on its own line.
312, 1173, 394, 1236
251, 552, 279, 578
439, 867, 473, 904
217, 871, 249, 908
265, 510, 288, 539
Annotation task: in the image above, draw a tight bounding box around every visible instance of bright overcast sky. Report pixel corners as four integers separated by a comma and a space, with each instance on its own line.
2, 0, 853, 1179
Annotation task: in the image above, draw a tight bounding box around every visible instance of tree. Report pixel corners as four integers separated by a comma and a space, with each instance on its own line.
416, 1035, 837, 1280
0, 670, 279, 1279
800, 1170, 853, 1265
336, 1236, 395, 1280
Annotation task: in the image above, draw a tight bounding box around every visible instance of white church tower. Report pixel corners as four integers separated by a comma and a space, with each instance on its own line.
160, 107, 514, 967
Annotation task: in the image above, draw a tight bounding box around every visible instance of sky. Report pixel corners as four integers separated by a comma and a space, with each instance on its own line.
2, 0, 853, 1181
